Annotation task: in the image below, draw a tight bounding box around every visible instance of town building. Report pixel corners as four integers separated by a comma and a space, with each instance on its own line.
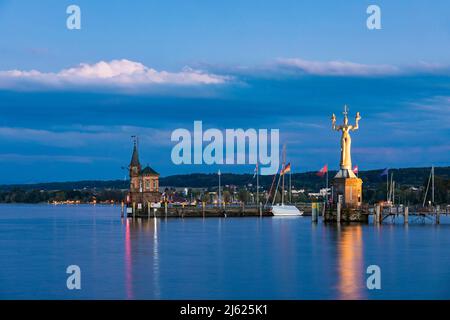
127, 141, 161, 207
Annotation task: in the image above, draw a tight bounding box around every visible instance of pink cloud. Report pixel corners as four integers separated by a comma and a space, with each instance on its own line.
0, 59, 231, 91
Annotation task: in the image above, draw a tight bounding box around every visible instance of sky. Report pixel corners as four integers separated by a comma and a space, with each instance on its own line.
0, 0, 449, 183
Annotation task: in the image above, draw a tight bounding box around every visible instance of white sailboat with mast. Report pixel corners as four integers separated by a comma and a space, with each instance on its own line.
422, 165, 435, 207
271, 145, 303, 216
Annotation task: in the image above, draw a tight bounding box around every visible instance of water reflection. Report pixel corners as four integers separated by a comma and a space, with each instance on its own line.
152, 218, 160, 298
336, 225, 366, 299
124, 218, 160, 299
124, 218, 133, 299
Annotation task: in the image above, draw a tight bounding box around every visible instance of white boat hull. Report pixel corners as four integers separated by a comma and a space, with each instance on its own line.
271, 205, 303, 216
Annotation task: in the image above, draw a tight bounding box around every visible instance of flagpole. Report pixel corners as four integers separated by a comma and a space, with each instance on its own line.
289, 169, 292, 203
256, 162, 259, 207
218, 169, 221, 208
326, 165, 328, 202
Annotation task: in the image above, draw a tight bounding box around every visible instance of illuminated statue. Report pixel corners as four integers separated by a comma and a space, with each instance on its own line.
332, 105, 361, 171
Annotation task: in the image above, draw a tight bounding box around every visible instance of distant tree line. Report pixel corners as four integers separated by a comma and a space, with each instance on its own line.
0, 188, 126, 204
0, 167, 448, 205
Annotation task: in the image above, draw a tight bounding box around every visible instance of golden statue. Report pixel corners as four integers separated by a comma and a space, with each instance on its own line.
330, 105, 363, 210
332, 105, 361, 171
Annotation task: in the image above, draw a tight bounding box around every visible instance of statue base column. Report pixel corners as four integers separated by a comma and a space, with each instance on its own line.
324, 169, 367, 223
332, 178, 363, 206
331, 169, 362, 206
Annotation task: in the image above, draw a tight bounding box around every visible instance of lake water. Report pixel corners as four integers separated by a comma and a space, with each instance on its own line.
0, 204, 449, 300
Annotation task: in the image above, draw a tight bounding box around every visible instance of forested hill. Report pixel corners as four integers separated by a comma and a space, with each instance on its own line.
1, 166, 449, 192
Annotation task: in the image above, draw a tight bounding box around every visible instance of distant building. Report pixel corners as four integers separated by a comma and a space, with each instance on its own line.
308, 188, 330, 198
127, 141, 161, 206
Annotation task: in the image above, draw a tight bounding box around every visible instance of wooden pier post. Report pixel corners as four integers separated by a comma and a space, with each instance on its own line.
375, 204, 381, 224
147, 202, 151, 219
202, 201, 205, 218
259, 202, 262, 217
321, 202, 326, 218
436, 205, 440, 224
121, 201, 124, 218
312, 202, 318, 223
165, 201, 168, 219
404, 206, 408, 224
336, 202, 341, 223
132, 202, 136, 219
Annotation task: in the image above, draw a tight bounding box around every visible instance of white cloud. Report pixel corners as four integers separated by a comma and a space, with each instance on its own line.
277, 58, 400, 76
0, 59, 230, 91
2, 58, 448, 92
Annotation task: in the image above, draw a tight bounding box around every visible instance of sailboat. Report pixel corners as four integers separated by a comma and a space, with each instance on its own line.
270, 145, 303, 216
422, 165, 435, 207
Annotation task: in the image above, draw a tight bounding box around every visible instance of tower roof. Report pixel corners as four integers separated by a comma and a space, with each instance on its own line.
129, 143, 140, 167
141, 166, 159, 176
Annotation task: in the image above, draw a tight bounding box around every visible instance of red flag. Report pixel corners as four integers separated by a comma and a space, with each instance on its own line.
317, 164, 328, 177
281, 163, 291, 176
353, 165, 359, 175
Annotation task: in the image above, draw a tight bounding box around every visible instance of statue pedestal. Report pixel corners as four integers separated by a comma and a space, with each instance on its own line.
323, 169, 367, 223
333, 177, 363, 206
331, 169, 362, 206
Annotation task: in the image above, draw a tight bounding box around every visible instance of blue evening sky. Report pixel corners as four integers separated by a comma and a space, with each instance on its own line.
0, 0, 449, 183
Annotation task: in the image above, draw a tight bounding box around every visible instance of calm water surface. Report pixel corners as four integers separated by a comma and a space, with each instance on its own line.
0, 204, 449, 299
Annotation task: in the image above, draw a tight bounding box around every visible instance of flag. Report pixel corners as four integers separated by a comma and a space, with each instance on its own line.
253, 163, 258, 178
280, 163, 291, 175
380, 168, 389, 176
317, 164, 328, 177
353, 165, 359, 175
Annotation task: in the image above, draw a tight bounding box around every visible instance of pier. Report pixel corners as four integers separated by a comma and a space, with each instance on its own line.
323, 202, 449, 224
124, 202, 273, 218
374, 204, 449, 224
122, 201, 449, 224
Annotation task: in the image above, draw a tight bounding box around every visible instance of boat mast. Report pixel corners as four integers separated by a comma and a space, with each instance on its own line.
386, 169, 389, 202
392, 180, 395, 205
432, 165, 435, 204
281, 144, 286, 206
271, 170, 282, 206
389, 172, 394, 203
266, 172, 277, 208
423, 166, 432, 207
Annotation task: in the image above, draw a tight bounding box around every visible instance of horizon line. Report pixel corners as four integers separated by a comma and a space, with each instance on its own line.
1, 165, 448, 186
